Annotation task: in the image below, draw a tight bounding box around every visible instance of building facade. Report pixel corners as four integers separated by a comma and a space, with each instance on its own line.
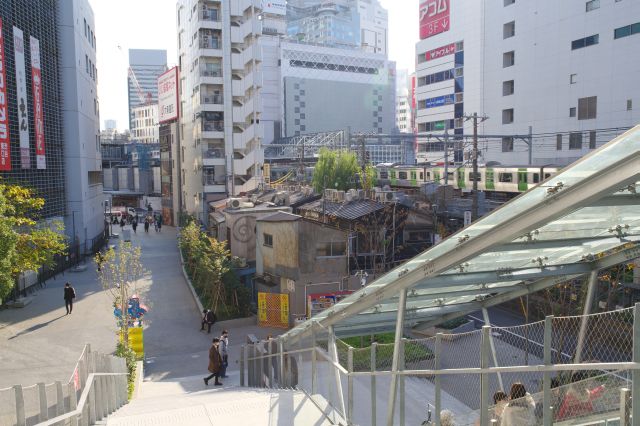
395, 69, 413, 133
176, 0, 265, 221
414, 0, 640, 166
127, 49, 166, 129
130, 103, 159, 144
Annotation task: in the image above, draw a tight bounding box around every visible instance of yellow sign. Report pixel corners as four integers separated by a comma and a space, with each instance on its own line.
257, 292, 289, 328
119, 326, 144, 359
280, 293, 289, 326
258, 293, 267, 322
263, 163, 271, 184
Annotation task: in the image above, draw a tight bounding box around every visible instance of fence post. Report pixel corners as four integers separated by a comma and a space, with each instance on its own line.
543, 315, 554, 426
37, 382, 48, 421
88, 379, 97, 425
55, 381, 64, 416
240, 345, 245, 387
399, 338, 406, 426
328, 325, 347, 418
258, 342, 264, 388
347, 345, 354, 424
14, 385, 26, 426
311, 323, 317, 395
385, 288, 408, 426
633, 303, 640, 424
68, 382, 78, 426
247, 344, 254, 387
267, 340, 274, 388
435, 333, 442, 426
279, 338, 285, 387
371, 341, 377, 426
480, 326, 491, 426
620, 387, 631, 426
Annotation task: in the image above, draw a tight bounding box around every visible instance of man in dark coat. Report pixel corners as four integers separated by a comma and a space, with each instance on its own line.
200, 309, 217, 333
204, 337, 223, 386
63, 282, 76, 314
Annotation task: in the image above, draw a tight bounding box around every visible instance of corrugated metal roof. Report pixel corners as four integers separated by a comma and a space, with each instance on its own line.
257, 211, 302, 222
298, 199, 386, 221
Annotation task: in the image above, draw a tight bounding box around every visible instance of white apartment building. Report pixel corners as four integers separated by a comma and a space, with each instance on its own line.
177, 0, 264, 220
57, 0, 104, 247
414, 0, 640, 166
395, 69, 413, 133
130, 103, 159, 144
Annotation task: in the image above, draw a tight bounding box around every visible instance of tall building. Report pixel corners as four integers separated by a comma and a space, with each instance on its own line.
130, 103, 159, 144
176, 0, 264, 221
103, 119, 117, 131
58, 0, 104, 247
414, 0, 640, 165
395, 69, 413, 133
287, 0, 388, 55
127, 49, 166, 129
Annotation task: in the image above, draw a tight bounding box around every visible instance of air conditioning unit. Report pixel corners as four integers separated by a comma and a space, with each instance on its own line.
227, 198, 242, 209
345, 192, 353, 203
336, 191, 345, 202
385, 192, 395, 202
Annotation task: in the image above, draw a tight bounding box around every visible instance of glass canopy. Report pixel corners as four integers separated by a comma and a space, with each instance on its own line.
283, 125, 640, 340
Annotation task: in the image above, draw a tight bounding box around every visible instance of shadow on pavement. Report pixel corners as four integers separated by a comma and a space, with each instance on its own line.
8, 314, 67, 339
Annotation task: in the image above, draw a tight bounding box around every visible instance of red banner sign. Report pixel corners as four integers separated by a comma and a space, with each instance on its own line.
0, 18, 11, 170
30, 36, 45, 169
426, 42, 456, 61
419, 0, 450, 40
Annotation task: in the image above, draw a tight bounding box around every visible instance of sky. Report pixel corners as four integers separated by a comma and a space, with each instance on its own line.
91, 0, 418, 131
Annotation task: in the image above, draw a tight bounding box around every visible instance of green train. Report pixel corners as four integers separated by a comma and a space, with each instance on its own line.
375, 164, 561, 193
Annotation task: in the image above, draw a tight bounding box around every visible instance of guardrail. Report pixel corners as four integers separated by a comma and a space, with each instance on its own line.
241, 305, 640, 426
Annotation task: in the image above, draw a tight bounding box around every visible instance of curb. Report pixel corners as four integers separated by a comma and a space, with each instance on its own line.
177, 239, 205, 314
131, 360, 144, 400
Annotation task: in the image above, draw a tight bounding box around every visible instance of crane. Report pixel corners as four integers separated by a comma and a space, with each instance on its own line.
118, 45, 152, 104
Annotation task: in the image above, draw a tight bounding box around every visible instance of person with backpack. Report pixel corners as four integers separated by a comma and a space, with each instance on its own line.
63, 282, 76, 314
200, 309, 217, 333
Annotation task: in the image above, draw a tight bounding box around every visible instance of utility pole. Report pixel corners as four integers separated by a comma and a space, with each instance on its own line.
442, 123, 449, 215
464, 113, 488, 221
298, 138, 305, 183
360, 136, 366, 189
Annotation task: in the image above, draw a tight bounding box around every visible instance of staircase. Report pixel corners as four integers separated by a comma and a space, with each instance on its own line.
105, 370, 334, 425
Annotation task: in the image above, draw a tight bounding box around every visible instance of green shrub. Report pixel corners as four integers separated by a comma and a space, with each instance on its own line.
115, 342, 137, 399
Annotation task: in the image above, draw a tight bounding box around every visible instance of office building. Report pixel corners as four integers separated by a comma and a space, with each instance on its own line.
103, 119, 117, 131
395, 69, 414, 133
130, 103, 159, 144
414, 0, 640, 165
127, 49, 166, 129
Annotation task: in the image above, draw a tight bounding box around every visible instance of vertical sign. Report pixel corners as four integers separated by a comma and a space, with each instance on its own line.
157, 67, 179, 123
30, 36, 45, 169
13, 26, 30, 168
419, 0, 450, 40
279, 293, 289, 327
257, 292, 267, 323
0, 18, 10, 170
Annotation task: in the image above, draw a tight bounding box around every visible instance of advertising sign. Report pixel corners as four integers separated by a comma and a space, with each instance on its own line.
419, 0, 450, 40
157, 67, 179, 123
425, 94, 455, 109
307, 291, 353, 318
30, 36, 45, 169
262, 0, 286, 16
13, 26, 30, 168
0, 18, 10, 171
426, 42, 456, 61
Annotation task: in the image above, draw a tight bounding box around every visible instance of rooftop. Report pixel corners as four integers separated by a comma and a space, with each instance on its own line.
298, 198, 386, 221
257, 211, 302, 222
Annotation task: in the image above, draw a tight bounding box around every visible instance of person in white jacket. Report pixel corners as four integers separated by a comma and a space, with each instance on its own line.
501, 382, 536, 426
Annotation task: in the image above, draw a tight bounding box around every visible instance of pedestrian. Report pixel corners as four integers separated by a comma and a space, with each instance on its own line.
200, 309, 217, 333
153, 214, 159, 232
63, 282, 76, 315
204, 337, 223, 386
500, 382, 536, 426
157, 214, 163, 233
132, 218, 138, 234
492, 391, 509, 424
219, 330, 229, 378
556, 372, 605, 421
119, 217, 125, 229
144, 217, 150, 233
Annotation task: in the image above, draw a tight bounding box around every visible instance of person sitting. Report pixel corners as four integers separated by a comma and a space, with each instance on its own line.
556, 372, 605, 421
501, 382, 536, 426
200, 309, 217, 333
492, 390, 509, 423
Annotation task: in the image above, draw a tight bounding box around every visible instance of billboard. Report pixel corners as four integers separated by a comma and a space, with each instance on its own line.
13, 26, 30, 168
426, 42, 456, 61
0, 18, 10, 171
425, 94, 455, 109
419, 0, 450, 40
30, 36, 45, 169
157, 67, 178, 123
262, 0, 286, 16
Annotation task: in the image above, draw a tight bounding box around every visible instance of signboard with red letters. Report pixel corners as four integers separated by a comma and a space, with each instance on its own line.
30, 36, 45, 169
157, 67, 179, 123
419, 0, 450, 40
0, 18, 10, 171
426, 42, 456, 61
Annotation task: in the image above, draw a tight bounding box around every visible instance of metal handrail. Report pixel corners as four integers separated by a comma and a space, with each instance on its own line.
36, 372, 128, 426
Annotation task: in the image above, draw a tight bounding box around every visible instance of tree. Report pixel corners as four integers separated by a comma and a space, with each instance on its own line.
312, 148, 360, 193
0, 180, 67, 301
95, 242, 144, 348
359, 164, 378, 190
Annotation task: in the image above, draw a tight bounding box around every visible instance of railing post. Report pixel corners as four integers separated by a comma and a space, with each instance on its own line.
14, 385, 26, 426
399, 337, 406, 426
55, 381, 64, 416
620, 387, 631, 426
240, 345, 245, 387
88, 379, 97, 425
311, 323, 317, 395
68, 382, 78, 426
347, 345, 354, 424
386, 288, 408, 426
279, 338, 285, 387
258, 342, 264, 388
267, 339, 274, 387
328, 325, 347, 418
96, 376, 104, 420
107, 375, 116, 414
371, 341, 377, 426
543, 315, 554, 426
480, 326, 491, 426
435, 333, 442, 426
247, 344, 254, 387
633, 303, 640, 423
37, 382, 48, 421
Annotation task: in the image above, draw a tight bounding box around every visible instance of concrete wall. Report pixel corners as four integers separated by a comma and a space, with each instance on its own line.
256, 220, 300, 281
224, 207, 292, 261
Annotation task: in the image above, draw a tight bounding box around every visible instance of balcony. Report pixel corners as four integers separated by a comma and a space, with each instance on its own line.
202, 120, 224, 132
200, 9, 220, 22
200, 94, 224, 112
202, 146, 225, 166
200, 66, 222, 78
199, 36, 221, 52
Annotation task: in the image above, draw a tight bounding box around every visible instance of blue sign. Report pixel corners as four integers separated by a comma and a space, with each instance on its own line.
425, 94, 455, 109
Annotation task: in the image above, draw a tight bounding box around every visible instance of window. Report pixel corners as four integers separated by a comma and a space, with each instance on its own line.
578, 96, 597, 120
533, 173, 540, 184
569, 132, 583, 149
503, 80, 514, 96
398, 171, 407, 179
408, 231, 429, 242
570, 74, 577, 84
263, 233, 273, 247
316, 241, 346, 257
502, 137, 514, 152
502, 108, 514, 124
614, 22, 640, 39
586, 0, 600, 12
503, 21, 515, 39
469, 172, 482, 182
503, 51, 515, 67
84, 18, 87, 37
589, 131, 596, 149
628, 99, 633, 110
556, 134, 563, 150
571, 34, 599, 50
85, 55, 89, 73
499, 173, 513, 183
504, 0, 515, 5
418, 69, 456, 87
570, 107, 576, 117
